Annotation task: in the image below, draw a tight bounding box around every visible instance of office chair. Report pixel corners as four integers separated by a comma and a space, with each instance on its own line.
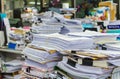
111, 67, 120, 79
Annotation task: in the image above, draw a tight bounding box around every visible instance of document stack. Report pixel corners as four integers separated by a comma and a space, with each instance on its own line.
31, 23, 62, 34
38, 11, 65, 19
68, 30, 118, 44
34, 11, 83, 34
22, 43, 62, 78
21, 32, 95, 78
8, 29, 26, 50
57, 49, 120, 79
103, 42, 120, 51
41, 17, 83, 33
32, 33, 95, 50
1, 60, 23, 79
34, 11, 65, 24
49, 17, 83, 33
63, 19, 82, 33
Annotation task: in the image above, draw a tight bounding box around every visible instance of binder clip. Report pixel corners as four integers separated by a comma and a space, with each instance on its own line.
67, 58, 76, 67
71, 50, 76, 54
82, 58, 93, 66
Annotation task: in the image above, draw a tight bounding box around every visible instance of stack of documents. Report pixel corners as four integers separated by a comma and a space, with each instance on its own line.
57, 49, 120, 79
3, 74, 22, 79
63, 19, 82, 33
22, 32, 94, 78
32, 33, 95, 50
31, 23, 62, 34
68, 31, 118, 43
23, 46, 62, 64
41, 18, 83, 33
22, 65, 51, 78
41, 17, 65, 25
39, 11, 64, 19
42, 17, 82, 33
104, 42, 120, 51
3, 60, 23, 72
9, 33, 23, 41
22, 44, 62, 78
33, 11, 83, 33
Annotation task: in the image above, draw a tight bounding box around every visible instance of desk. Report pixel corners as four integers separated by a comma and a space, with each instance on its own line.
0, 48, 23, 62
0, 48, 23, 55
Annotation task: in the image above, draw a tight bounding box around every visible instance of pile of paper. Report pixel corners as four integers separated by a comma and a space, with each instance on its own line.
57, 49, 120, 79
34, 11, 65, 24
31, 11, 83, 34
20, 11, 120, 79
4, 60, 23, 72
1, 60, 23, 79
31, 23, 62, 34
9, 32, 23, 41
22, 44, 62, 78
32, 33, 95, 50
104, 42, 120, 51
21, 32, 95, 78
68, 31, 118, 43
52, 17, 82, 33
62, 19, 82, 33
31, 19, 82, 34
96, 41, 120, 51
38, 11, 64, 19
